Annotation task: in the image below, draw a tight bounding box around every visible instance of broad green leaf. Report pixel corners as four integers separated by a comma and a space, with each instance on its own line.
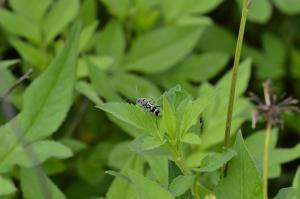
9, 0, 51, 22
145, 155, 168, 187
108, 141, 133, 169
128, 170, 175, 199
293, 168, 300, 197
10, 38, 48, 69
236, 0, 272, 24
112, 73, 161, 99
21, 167, 66, 199
182, 133, 201, 145
129, 135, 167, 156
246, 129, 300, 178
43, 0, 79, 43
101, 0, 131, 21
79, 20, 98, 51
161, 0, 223, 21
162, 95, 177, 138
79, 0, 98, 25
107, 156, 144, 199
169, 175, 195, 197
0, 9, 41, 43
97, 103, 159, 136
124, 26, 205, 74
96, 20, 125, 67
215, 132, 263, 199
0, 177, 16, 196
274, 0, 300, 15
196, 149, 236, 172
200, 59, 251, 148
60, 138, 87, 153
0, 59, 19, 70
170, 52, 230, 82
198, 24, 236, 55
273, 188, 297, 199
3, 140, 72, 168
76, 81, 103, 106
0, 23, 81, 172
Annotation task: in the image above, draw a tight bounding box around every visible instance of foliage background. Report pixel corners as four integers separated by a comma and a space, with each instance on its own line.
0, 0, 300, 198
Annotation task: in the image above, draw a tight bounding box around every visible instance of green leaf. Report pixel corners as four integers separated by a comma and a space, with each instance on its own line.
9, 0, 51, 22
0, 9, 41, 43
170, 52, 230, 82
169, 175, 195, 197
162, 95, 177, 138
128, 170, 175, 199
182, 133, 201, 145
96, 20, 125, 66
124, 26, 205, 74
293, 168, 300, 197
215, 132, 263, 199
145, 155, 168, 187
97, 103, 159, 136
201, 59, 251, 148
198, 24, 236, 55
107, 156, 144, 199
21, 167, 66, 199
196, 149, 236, 173
101, 0, 131, 21
0, 176, 16, 196
246, 129, 300, 178
129, 135, 166, 156
0, 59, 19, 70
76, 81, 103, 106
236, 0, 272, 24
79, 0, 98, 25
60, 138, 87, 153
10, 38, 48, 69
3, 140, 72, 168
105, 170, 133, 184
0, 22, 81, 172
273, 188, 297, 199
274, 0, 300, 15
79, 20, 98, 51
161, 0, 223, 21
43, 0, 79, 43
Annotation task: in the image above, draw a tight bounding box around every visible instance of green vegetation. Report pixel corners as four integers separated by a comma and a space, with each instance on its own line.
0, 0, 300, 198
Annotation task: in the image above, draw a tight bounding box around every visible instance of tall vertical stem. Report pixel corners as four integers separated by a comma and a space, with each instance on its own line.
223, 0, 249, 149
263, 123, 272, 199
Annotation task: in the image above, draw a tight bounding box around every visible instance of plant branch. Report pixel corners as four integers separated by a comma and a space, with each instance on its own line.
0, 68, 33, 102
263, 123, 271, 199
223, 0, 249, 149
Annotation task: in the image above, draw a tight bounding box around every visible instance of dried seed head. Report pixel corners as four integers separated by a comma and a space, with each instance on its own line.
250, 80, 299, 128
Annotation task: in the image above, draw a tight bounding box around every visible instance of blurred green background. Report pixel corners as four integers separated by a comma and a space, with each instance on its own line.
0, 0, 300, 198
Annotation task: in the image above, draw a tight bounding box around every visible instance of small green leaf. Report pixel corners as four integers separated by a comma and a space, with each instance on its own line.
79, 20, 98, 51
182, 133, 201, 145
273, 188, 297, 199
128, 170, 175, 199
76, 81, 103, 106
0, 9, 41, 43
0, 59, 19, 70
124, 26, 204, 74
0, 176, 16, 196
9, 0, 51, 22
21, 167, 66, 199
169, 175, 195, 197
43, 0, 79, 43
162, 95, 177, 138
274, 0, 300, 15
196, 149, 236, 172
105, 170, 133, 184
60, 138, 87, 153
96, 20, 125, 66
97, 103, 158, 136
145, 155, 168, 187
215, 132, 263, 199
101, 0, 131, 21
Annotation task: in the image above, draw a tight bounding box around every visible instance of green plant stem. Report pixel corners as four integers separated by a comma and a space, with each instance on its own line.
223, 0, 249, 149
263, 123, 271, 199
